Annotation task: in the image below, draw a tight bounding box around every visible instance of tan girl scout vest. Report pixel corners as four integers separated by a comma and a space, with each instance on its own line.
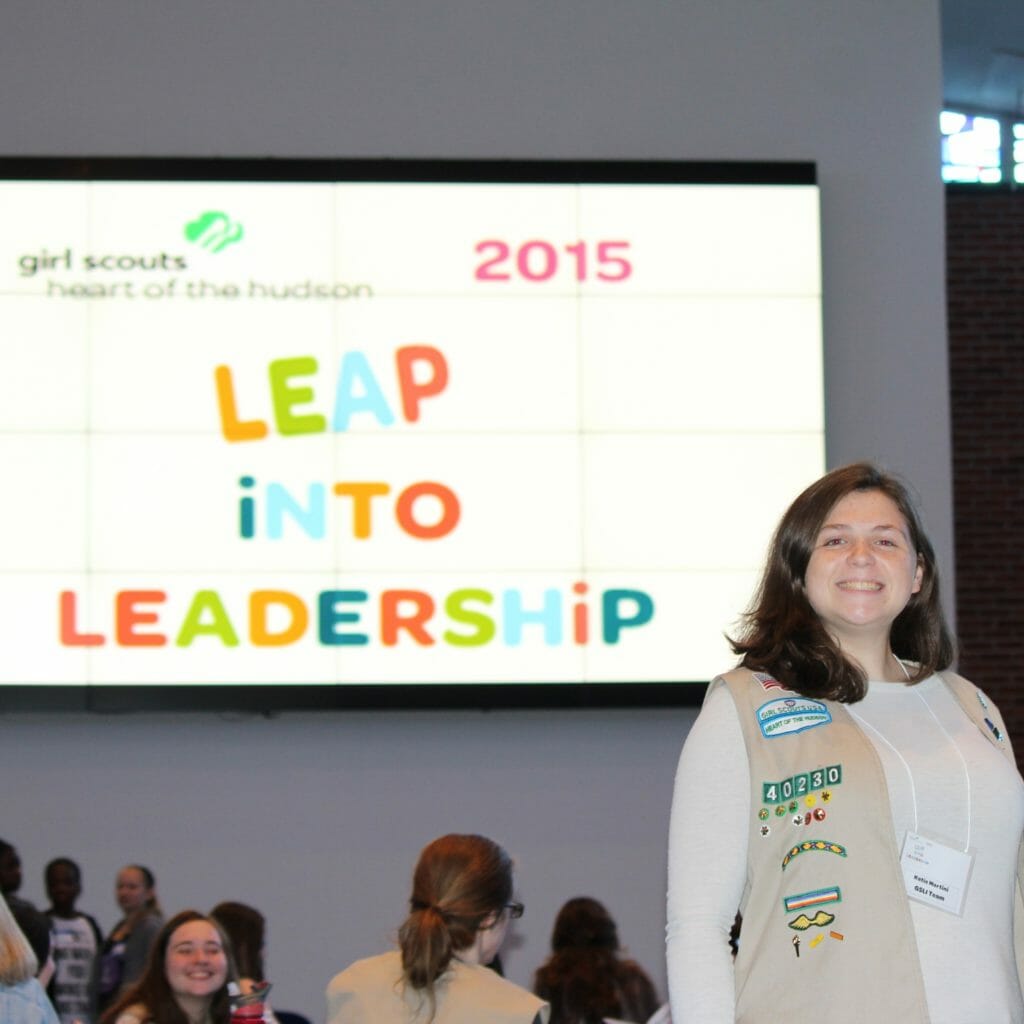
711, 666, 1023, 1024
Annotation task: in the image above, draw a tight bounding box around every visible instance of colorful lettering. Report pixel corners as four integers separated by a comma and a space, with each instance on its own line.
58, 591, 104, 646
381, 590, 435, 646
443, 590, 496, 646
332, 350, 395, 429
395, 345, 448, 422
602, 589, 655, 643
175, 590, 239, 647
503, 589, 562, 646
56, 585, 656, 651
250, 590, 309, 646
269, 356, 326, 436
214, 366, 268, 442
116, 591, 167, 647
318, 591, 369, 646
216, 346, 449, 443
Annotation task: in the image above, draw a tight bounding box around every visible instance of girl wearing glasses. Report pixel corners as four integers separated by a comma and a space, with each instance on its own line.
327, 833, 548, 1024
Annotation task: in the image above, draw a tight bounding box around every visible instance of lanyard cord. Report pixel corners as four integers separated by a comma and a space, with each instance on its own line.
848, 662, 972, 852
917, 689, 972, 852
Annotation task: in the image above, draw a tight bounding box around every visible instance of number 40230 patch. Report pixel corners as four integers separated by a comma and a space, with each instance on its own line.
763, 764, 842, 804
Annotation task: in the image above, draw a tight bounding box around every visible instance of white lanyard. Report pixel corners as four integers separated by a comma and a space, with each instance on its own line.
848, 666, 972, 853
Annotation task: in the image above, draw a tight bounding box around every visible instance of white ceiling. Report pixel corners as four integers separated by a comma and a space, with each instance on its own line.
942, 0, 1024, 114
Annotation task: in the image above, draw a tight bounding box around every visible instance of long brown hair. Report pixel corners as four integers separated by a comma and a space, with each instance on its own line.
100, 910, 234, 1024
210, 901, 265, 982
397, 834, 513, 1008
729, 462, 955, 702
534, 897, 659, 1024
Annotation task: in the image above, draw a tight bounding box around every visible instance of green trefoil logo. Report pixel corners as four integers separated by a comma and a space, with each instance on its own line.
184, 211, 244, 253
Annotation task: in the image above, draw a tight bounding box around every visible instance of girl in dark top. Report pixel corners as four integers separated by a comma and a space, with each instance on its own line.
97, 866, 164, 1011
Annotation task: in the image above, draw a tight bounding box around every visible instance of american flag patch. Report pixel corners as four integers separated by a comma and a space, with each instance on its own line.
754, 672, 784, 691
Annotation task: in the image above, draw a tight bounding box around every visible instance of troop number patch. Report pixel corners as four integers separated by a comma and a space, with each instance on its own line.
763, 765, 842, 804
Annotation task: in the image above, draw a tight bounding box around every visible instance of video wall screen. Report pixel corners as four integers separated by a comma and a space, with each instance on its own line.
0, 159, 823, 710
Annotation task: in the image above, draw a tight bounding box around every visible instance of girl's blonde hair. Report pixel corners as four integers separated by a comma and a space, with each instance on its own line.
0, 892, 38, 986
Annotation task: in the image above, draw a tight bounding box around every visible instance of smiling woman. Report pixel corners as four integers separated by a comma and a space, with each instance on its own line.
727, 461, 953, 703
666, 462, 1024, 1024
100, 911, 233, 1024
803, 489, 924, 664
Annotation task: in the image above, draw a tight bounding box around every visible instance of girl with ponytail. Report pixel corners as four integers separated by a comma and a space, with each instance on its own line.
326, 834, 548, 1024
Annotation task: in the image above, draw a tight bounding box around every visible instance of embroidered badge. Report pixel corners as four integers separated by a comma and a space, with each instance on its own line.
760, 825, 771, 837
782, 839, 847, 870
754, 671, 785, 691
813, 807, 826, 821
984, 716, 1004, 742
757, 697, 832, 739
792, 935, 801, 958
762, 765, 842, 805
829, 931, 844, 941
783, 886, 842, 912
758, 808, 770, 820
809, 933, 826, 949
977, 689, 989, 710
788, 910, 835, 931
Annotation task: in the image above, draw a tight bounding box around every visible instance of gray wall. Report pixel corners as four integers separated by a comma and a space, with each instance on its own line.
0, 1, 947, 1019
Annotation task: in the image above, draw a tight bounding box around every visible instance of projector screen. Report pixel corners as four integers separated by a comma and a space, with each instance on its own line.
0, 159, 823, 710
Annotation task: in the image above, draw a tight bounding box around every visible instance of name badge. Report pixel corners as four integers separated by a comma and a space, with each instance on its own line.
900, 831, 973, 915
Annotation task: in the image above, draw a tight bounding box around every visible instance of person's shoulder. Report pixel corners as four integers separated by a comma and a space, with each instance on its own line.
936, 668, 1012, 735
935, 667, 999, 709
713, 666, 799, 693
712, 665, 752, 686
326, 952, 400, 1024
0, 977, 55, 1022
455, 961, 546, 1011
327, 950, 400, 994
707, 665, 787, 702
5, 975, 47, 1001
111, 1003, 150, 1024
702, 666, 772, 717
134, 912, 163, 936
700, 666, 745, 708
936, 666, 974, 692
